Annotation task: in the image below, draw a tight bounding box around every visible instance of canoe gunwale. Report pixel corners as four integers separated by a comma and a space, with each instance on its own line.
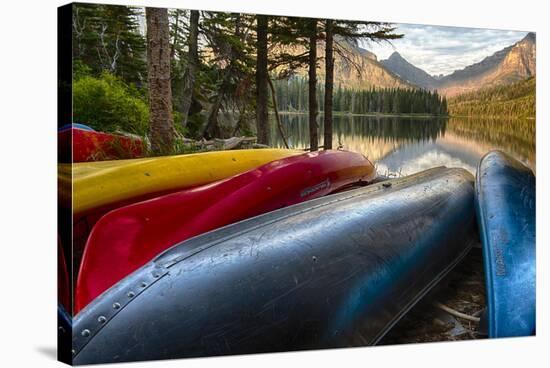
474, 153, 497, 336
155, 166, 451, 268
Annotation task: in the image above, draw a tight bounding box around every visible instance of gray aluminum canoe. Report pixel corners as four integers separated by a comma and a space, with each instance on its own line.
72, 167, 477, 365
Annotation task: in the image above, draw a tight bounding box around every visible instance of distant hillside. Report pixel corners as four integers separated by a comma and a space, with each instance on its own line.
279, 32, 537, 98
277, 40, 415, 91
437, 33, 536, 97
447, 77, 535, 118
379, 33, 536, 98
326, 43, 415, 90
380, 52, 438, 89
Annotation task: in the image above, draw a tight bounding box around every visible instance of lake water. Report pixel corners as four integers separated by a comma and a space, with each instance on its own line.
269, 114, 535, 176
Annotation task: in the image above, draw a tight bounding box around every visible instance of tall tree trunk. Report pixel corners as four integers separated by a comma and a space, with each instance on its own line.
146, 7, 174, 154
255, 14, 270, 145
267, 77, 289, 149
324, 19, 334, 150
308, 19, 318, 151
180, 10, 199, 128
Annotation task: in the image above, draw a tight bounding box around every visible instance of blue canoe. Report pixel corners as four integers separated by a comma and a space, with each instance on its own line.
58, 123, 95, 132
72, 167, 477, 364
475, 150, 536, 337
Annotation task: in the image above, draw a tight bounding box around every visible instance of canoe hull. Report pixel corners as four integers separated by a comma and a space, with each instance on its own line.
75, 150, 376, 311
475, 150, 536, 337
73, 167, 476, 364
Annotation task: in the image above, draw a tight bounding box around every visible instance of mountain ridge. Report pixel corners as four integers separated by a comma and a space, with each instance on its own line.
279, 32, 535, 98
437, 32, 535, 96
282, 40, 415, 90
379, 32, 535, 97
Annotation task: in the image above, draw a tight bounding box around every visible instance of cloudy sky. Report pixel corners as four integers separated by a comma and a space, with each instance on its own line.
362, 24, 528, 76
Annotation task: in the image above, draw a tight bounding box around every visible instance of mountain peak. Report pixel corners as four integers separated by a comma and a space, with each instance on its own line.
521, 32, 536, 43
388, 51, 404, 60
381, 52, 437, 89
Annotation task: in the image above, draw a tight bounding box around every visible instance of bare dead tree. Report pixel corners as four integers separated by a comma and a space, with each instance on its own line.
180, 10, 199, 128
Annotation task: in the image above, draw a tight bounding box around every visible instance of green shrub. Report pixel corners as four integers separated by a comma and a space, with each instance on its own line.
73, 60, 93, 80
73, 73, 150, 135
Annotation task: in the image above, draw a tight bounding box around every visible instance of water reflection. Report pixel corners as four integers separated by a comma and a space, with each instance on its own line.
269, 114, 535, 176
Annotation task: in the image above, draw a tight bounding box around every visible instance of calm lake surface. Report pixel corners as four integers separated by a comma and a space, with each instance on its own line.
269, 113, 535, 176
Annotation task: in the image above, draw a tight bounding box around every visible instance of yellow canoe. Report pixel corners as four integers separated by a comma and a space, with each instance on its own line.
59, 149, 301, 216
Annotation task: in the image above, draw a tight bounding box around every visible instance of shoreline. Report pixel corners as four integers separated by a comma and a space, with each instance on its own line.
274, 111, 535, 120
275, 111, 448, 119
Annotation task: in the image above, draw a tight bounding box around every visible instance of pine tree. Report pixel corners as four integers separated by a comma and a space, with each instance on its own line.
324, 19, 334, 149
201, 12, 256, 138
72, 4, 146, 86
255, 14, 270, 144
308, 19, 319, 151
180, 10, 200, 128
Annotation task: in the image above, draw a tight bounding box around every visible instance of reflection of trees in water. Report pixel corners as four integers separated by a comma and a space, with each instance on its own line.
446, 117, 535, 166
269, 114, 535, 171
269, 114, 447, 149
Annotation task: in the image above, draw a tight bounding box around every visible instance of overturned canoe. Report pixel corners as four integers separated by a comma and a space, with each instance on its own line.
58, 123, 94, 132
73, 167, 476, 364
75, 150, 376, 312
59, 148, 302, 216
58, 127, 144, 163
475, 151, 536, 337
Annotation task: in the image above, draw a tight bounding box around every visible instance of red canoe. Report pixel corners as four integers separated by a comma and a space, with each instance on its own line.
75, 150, 377, 312
58, 128, 144, 162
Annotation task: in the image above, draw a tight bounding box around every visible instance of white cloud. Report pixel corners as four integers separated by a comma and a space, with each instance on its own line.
363, 23, 529, 76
